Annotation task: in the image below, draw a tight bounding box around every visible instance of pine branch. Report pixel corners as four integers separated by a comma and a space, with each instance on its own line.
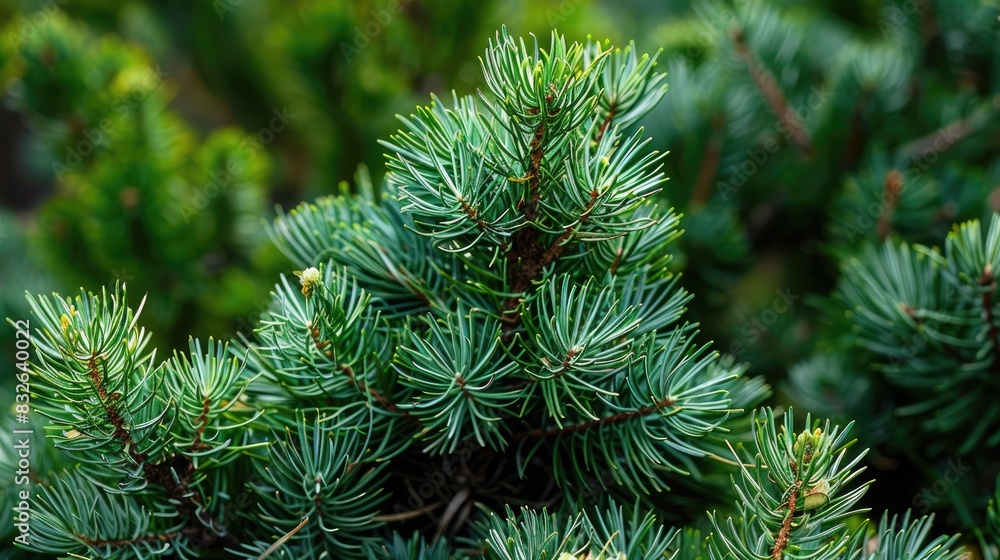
771, 482, 799, 560
10, 26, 759, 556
503, 118, 551, 322
980, 264, 1000, 367
731, 26, 814, 157
690, 114, 725, 207
840, 215, 1000, 450
709, 408, 870, 560
86, 351, 148, 465
595, 103, 617, 143
876, 169, 904, 241
512, 396, 676, 442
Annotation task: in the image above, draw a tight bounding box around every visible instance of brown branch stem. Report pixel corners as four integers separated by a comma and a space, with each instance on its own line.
339, 363, 421, 425
190, 397, 212, 452
876, 169, 904, 241
981, 265, 1000, 366
690, 115, 725, 207
596, 103, 617, 143
731, 27, 814, 157
771, 482, 800, 560
83, 345, 234, 549
501, 116, 550, 327
459, 198, 488, 231
78, 531, 181, 548
511, 396, 676, 441
87, 353, 145, 465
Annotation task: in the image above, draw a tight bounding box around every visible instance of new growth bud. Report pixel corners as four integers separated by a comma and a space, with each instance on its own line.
298, 266, 322, 297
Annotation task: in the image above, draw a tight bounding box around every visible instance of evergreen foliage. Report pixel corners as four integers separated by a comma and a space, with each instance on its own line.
838, 215, 1000, 455
0, 0, 604, 350
984, 476, 1000, 559
3, 25, 992, 559
642, 0, 1000, 376
627, 0, 999, 542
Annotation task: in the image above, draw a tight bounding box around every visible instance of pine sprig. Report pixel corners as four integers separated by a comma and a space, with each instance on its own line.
838, 214, 1000, 453
236, 412, 388, 558
25, 471, 188, 559
25, 286, 172, 490
708, 408, 870, 560
395, 306, 521, 454
864, 512, 964, 560
160, 338, 265, 464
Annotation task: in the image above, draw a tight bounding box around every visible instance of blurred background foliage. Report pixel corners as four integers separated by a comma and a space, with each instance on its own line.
1, 0, 999, 552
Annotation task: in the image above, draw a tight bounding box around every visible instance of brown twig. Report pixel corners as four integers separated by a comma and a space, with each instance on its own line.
876, 169, 904, 241
372, 501, 445, 522
78, 531, 181, 548
609, 246, 624, 275
839, 91, 870, 169
771, 482, 800, 560
731, 27, 814, 158
511, 396, 676, 441
459, 198, 488, 231
190, 396, 212, 452
502, 119, 549, 324
502, 98, 598, 330
87, 353, 145, 464
87, 350, 240, 549
258, 516, 310, 560
981, 265, 1000, 366
308, 323, 419, 422
690, 115, 726, 207
339, 363, 421, 426
596, 103, 617, 143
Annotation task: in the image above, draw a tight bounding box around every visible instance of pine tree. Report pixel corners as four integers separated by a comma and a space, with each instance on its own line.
2, 25, 981, 559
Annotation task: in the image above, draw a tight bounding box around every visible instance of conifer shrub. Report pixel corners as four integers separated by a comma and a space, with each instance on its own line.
3, 27, 994, 559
